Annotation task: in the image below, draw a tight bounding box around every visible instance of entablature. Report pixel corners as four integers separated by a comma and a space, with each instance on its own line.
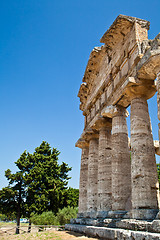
78, 15, 160, 130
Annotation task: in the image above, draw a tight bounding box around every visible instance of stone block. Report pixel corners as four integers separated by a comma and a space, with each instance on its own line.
131, 209, 159, 220
114, 72, 120, 88
65, 224, 160, 240
152, 220, 160, 233
107, 83, 112, 99
101, 92, 106, 105
120, 58, 129, 77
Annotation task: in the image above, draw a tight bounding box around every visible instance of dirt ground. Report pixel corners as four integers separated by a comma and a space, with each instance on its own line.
0, 229, 99, 240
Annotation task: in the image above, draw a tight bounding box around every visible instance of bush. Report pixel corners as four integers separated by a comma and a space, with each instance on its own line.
0, 214, 8, 221
56, 206, 78, 225
31, 211, 59, 225
0, 213, 16, 221
30, 206, 78, 226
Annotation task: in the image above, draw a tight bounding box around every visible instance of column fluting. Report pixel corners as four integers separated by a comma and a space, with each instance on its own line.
97, 120, 112, 211
131, 97, 159, 211
87, 135, 99, 212
78, 141, 89, 214
112, 106, 131, 211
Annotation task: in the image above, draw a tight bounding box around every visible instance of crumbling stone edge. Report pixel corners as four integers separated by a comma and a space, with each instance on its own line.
65, 223, 160, 240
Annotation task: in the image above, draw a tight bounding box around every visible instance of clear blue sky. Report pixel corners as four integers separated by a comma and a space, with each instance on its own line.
0, 0, 159, 189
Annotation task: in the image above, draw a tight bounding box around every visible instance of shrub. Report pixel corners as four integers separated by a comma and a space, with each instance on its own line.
31, 211, 59, 225
0, 214, 8, 221
56, 206, 78, 225
31, 206, 78, 226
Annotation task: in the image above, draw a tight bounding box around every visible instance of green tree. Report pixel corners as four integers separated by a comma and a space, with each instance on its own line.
0, 152, 27, 234
0, 187, 18, 221
65, 187, 79, 208
21, 142, 71, 215
0, 155, 27, 234
0, 141, 72, 233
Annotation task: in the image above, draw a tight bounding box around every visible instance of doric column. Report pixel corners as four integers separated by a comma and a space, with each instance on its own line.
128, 82, 159, 218
111, 106, 131, 211
76, 140, 89, 214
93, 118, 112, 212
131, 97, 159, 211
102, 105, 131, 211
87, 134, 99, 213
157, 72, 160, 142
98, 124, 112, 211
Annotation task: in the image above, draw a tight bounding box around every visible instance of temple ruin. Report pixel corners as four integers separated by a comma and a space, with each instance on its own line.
66, 15, 160, 239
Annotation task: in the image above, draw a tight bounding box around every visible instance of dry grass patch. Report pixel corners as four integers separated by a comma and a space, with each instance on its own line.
0, 230, 98, 240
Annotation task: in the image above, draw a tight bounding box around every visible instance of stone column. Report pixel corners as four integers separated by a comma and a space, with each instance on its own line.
87, 134, 99, 213
129, 83, 159, 218
77, 140, 89, 215
157, 72, 160, 142
98, 124, 112, 212
93, 118, 112, 213
111, 106, 131, 211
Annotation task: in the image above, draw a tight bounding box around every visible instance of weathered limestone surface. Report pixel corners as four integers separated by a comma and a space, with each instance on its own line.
130, 97, 159, 213
66, 224, 160, 240
70, 216, 160, 232
157, 72, 160, 122
69, 14, 160, 239
97, 121, 112, 212
157, 72, 160, 161
78, 142, 89, 213
87, 136, 99, 212
108, 106, 131, 211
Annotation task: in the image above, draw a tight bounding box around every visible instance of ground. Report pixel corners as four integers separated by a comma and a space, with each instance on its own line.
0, 229, 98, 240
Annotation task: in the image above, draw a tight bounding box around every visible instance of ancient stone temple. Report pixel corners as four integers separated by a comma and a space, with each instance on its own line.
66, 15, 160, 239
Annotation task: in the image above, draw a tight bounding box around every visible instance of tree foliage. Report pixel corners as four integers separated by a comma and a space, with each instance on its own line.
0, 164, 26, 233
64, 187, 79, 208
17, 141, 72, 217
0, 141, 79, 233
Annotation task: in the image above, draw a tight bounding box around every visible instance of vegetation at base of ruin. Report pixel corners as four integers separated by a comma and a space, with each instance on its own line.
0, 213, 16, 222
31, 206, 78, 225
56, 206, 78, 225
30, 211, 59, 226
0, 141, 79, 234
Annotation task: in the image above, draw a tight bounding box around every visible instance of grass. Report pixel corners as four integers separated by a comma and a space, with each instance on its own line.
0, 231, 63, 240
0, 222, 15, 226
0, 223, 98, 240
0, 222, 29, 227
0, 230, 99, 240
0, 223, 63, 240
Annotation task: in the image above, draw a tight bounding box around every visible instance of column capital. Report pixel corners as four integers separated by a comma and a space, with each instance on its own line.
80, 127, 99, 142
92, 116, 112, 131
75, 138, 89, 149
125, 79, 156, 101
102, 105, 129, 118
86, 132, 99, 141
